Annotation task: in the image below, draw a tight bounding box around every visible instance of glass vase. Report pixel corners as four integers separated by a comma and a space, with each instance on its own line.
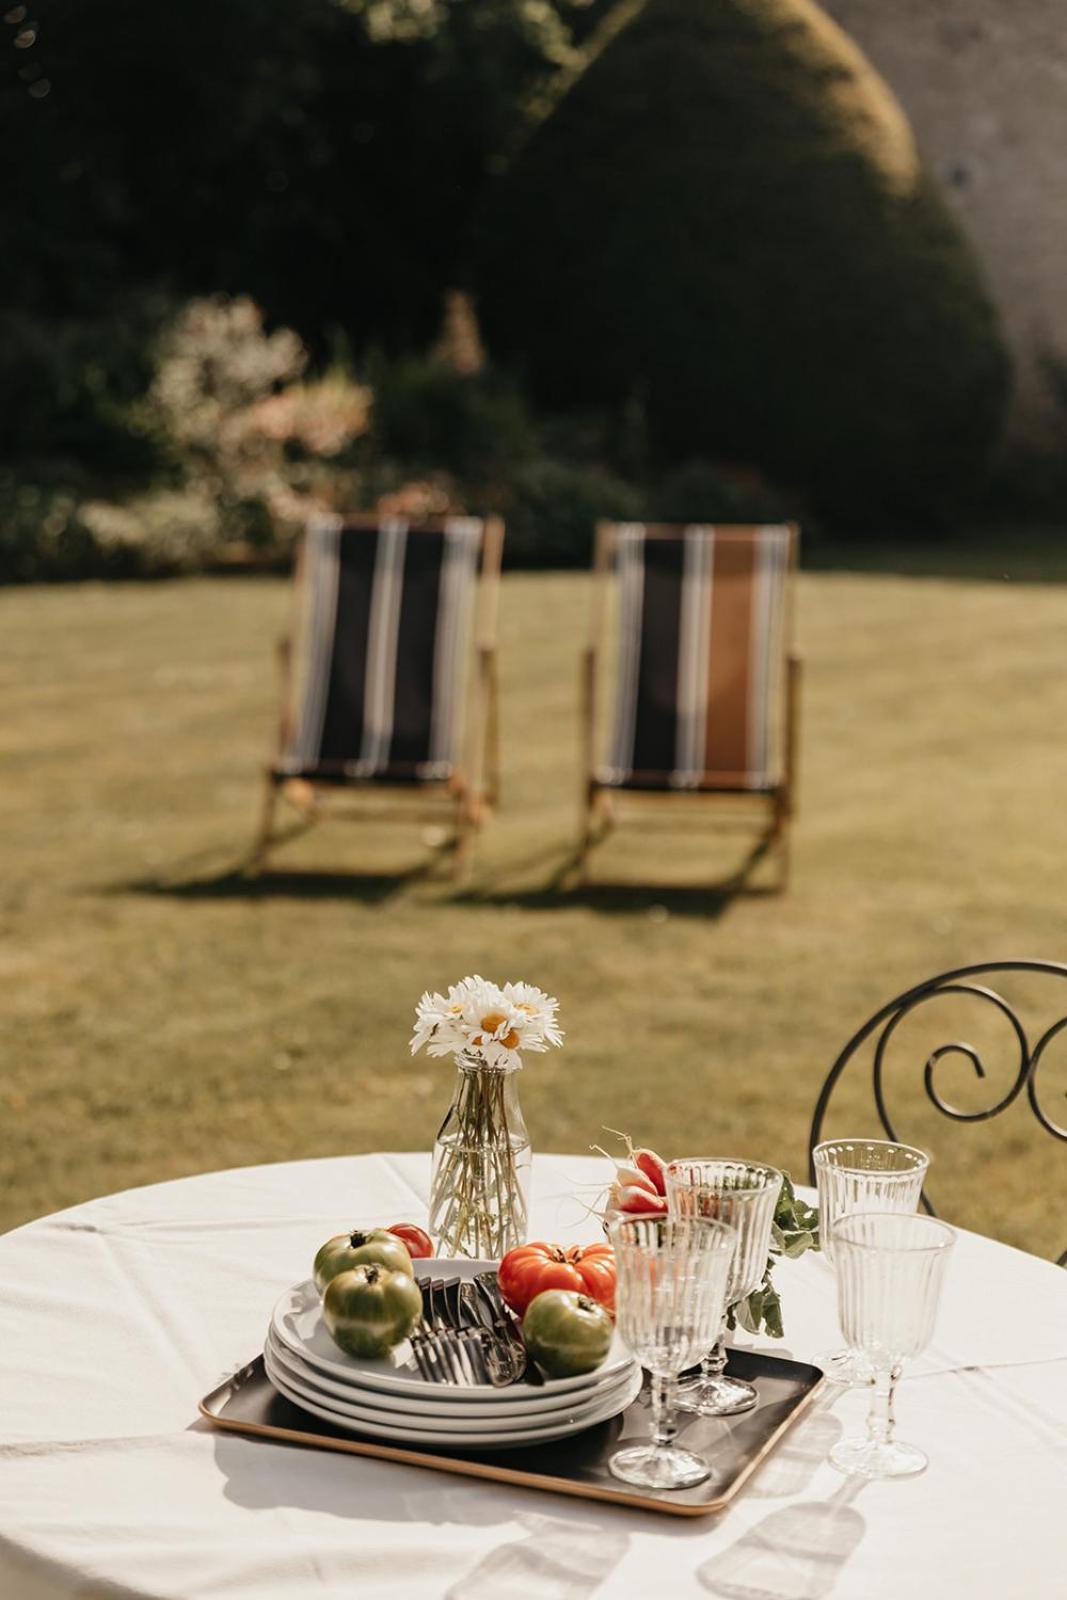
428, 1057, 531, 1258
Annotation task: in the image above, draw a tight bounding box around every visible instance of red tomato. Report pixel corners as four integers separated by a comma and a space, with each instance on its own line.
387, 1222, 434, 1260
498, 1241, 616, 1317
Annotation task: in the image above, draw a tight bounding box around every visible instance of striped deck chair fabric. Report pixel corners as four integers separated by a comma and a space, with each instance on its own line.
279, 515, 484, 785
598, 524, 793, 792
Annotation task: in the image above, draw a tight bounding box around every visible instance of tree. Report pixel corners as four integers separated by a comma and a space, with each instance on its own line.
477, 0, 1010, 524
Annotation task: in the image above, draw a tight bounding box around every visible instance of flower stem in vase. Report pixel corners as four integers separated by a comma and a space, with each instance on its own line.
429, 1058, 531, 1258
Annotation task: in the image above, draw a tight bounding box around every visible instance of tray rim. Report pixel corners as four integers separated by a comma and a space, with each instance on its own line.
199, 1350, 826, 1518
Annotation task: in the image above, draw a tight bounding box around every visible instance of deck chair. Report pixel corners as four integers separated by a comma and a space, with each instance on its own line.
808, 960, 1067, 1265
252, 513, 503, 879
580, 522, 800, 888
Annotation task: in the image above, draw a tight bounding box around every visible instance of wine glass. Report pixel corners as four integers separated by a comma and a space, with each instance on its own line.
814, 1138, 929, 1383
665, 1158, 783, 1416
829, 1211, 954, 1478
607, 1214, 736, 1489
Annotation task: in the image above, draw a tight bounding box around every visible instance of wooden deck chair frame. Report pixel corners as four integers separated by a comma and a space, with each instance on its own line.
250, 514, 503, 882
579, 521, 801, 890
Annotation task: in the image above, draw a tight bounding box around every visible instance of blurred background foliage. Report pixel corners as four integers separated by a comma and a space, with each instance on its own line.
1, 0, 1057, 583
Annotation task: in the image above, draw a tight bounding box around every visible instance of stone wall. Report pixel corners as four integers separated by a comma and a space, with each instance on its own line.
823, 0, 1067, 438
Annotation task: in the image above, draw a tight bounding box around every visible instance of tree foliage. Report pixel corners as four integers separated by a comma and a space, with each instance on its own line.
1, 0, 611, 351
477, 0, 1010, 523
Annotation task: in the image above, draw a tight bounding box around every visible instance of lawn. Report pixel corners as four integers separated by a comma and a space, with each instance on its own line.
2, 562, 1065, 1258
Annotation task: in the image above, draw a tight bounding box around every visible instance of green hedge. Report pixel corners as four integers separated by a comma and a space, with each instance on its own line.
477, 0, 1010, 526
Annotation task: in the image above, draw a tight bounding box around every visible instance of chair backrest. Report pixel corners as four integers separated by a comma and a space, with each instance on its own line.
281, 514, 498, 783
594, 522, 797, 790
808, 960, 1067, 1264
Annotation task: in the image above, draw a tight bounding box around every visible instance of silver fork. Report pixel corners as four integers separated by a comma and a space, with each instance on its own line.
410, 1325, 489, 1386
413, 1277, 487, 1385
413, 1276, 518, 1387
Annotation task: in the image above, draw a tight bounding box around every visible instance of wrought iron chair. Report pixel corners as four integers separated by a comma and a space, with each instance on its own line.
809, 961, 1067, 1265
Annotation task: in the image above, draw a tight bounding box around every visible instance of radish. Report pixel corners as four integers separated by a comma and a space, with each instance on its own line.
608, 1181, 668, 1216
601, 1127, 669, 1196
589, 1144, 657, 1196
633, 1148, 667, 1196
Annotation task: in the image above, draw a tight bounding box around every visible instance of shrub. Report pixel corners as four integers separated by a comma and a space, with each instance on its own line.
0, 298, 169, 474
648, 459, 793, 525
142, 295, 368, 548
79, 491, 232, 574
0, 478, 109, 584
370, 357, 537, 482
0, 295, 373, 581
502, 457, 643, 567
477, 0, 1010, 528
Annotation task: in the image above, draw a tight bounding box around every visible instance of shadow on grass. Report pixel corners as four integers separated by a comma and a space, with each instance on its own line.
112, 824, 778, 917
118, 863, 433, 905
457, 834, 780, 920
464, 879, 763, 920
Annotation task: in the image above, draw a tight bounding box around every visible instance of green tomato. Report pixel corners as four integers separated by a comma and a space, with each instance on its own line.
313, 1228, 414, 1294
322, 1264, 423, 1359
522, 1289, 614, 1378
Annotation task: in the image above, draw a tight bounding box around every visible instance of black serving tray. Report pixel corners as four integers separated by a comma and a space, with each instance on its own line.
199, 1349, 825, 1518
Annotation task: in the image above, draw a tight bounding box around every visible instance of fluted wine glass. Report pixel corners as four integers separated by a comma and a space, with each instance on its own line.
814, 1139, 929, 1383
608, 1214, 736, 1489
830, 1211, 954, 1478
665, 1159, 783, 1416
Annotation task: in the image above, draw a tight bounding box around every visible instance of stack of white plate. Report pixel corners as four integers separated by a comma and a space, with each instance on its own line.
266, 1258, 642, 1449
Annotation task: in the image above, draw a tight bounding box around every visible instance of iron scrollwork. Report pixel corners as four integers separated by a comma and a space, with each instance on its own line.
809, 961, 1067, 1265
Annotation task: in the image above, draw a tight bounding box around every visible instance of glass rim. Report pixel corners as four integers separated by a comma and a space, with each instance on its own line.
665, 1157, 784, 1197
608, 1213, 737, 1250
830, 1210, 954, 1254
813, 1137, 929, 1172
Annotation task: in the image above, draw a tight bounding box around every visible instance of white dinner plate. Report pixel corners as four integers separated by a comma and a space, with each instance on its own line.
272, 1260, 632, 1402
265, 1324, 638, 1423
264, 1345, 644, 1449
264, 1340, 641, 1435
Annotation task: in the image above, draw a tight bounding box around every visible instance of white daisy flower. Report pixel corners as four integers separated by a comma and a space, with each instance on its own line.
501, 980, 564, 1051
411, 976, 563, 1070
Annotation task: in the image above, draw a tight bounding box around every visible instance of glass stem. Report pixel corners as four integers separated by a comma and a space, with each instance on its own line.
701, 1318, 728, 1382
865, 1364, 901, 1448
649, 1372, 678, 1451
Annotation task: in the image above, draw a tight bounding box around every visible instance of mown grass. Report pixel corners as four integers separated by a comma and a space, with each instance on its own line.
2, 562, 1066, 1258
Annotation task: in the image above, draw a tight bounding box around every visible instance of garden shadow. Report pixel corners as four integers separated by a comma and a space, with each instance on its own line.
118, 862, 431, 906
461, 832, 781, 920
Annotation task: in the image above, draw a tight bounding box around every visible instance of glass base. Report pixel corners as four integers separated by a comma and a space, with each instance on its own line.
830, 1436, 928, 1479
675, 1371, 758, 1417
609, 1442, 711, 1490
814, 1347, 874, 1387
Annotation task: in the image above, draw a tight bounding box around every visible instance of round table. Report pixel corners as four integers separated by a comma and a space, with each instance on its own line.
1, 1153, 1064, 1599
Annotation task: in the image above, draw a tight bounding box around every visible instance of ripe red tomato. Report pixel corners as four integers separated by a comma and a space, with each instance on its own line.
498, 1241, 616, 1317
387, 1222, 434, 1260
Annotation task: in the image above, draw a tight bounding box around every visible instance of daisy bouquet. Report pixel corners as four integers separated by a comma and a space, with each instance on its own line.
412, 975, 563, 1257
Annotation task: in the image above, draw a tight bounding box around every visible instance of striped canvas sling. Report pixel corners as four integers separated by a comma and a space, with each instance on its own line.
280, 516, 483, 784
599, 524, 792, 792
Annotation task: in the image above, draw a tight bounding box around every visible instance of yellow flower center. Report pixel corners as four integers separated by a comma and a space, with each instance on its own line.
476, 1012, 519, 1050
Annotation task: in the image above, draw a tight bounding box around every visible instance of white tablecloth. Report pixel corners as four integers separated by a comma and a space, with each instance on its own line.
0, 1153, 1064, 1600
